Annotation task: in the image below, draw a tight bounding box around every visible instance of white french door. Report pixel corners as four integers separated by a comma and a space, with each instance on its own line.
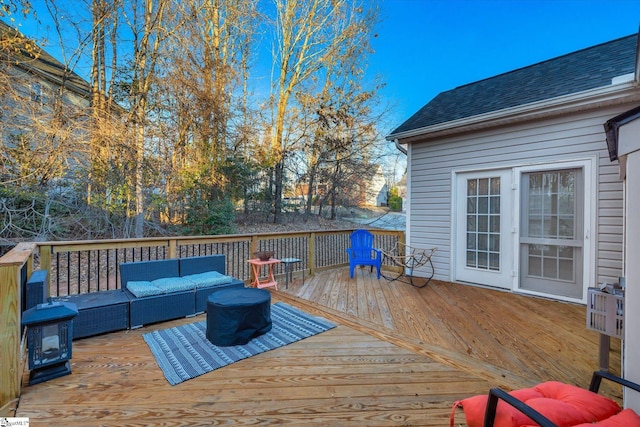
454, 169, 514, 289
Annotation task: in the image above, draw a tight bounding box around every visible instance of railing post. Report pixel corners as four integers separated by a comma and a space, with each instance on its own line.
38, 245, 51, 299
38, 244, 52, 274
0, 242, 37, 416
168, 239, 177, 259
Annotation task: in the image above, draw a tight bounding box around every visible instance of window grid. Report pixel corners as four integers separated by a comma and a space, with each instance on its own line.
525, 170, 576, 282
527, 244, 575, 281
466, 177, 500, 271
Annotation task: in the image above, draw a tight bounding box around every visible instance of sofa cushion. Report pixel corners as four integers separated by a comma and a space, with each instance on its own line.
452, 381, 621, 427
183, 271, 233, 288
152, 277, 194, 293
127, 281, 164, 298
569, 408, 640, 426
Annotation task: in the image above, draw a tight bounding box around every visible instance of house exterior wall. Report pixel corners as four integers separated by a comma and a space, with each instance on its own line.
406, 103, 633, 291
1, 57, 92, 186
1, 62, 91, 141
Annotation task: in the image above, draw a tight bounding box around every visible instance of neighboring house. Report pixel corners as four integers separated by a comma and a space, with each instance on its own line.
293, 164, 388, 208
395, 174, 407, 212
386, 33, 640, 305
0, 20, 92, 180
364, 164, 388, 207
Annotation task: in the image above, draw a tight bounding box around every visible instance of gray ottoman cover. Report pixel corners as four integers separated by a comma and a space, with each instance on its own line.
206, 288, 272, 346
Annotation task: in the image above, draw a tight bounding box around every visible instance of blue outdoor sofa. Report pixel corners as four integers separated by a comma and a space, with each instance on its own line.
120, 254, 245, 328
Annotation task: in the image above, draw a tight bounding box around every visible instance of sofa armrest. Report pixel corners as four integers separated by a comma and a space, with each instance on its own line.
589, 370, 640, 394
483, 388, 557, 427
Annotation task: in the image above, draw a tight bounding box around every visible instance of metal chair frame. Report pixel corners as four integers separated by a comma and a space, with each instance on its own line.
382, 242, 437, 288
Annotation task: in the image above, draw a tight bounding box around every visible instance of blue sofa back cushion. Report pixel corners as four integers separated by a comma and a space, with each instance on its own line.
120, 259, 180, 283
183, 271, 233, 289
179, 255, 226, 276
127, 280, 164, 298
152, 277, 194, 293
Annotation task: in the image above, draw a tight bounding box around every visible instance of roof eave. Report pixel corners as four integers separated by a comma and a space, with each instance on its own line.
386, 81, 640, 144
13, 58, 93, 100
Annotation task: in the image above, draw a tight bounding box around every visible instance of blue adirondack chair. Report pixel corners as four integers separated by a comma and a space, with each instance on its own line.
346, 229, 382, 279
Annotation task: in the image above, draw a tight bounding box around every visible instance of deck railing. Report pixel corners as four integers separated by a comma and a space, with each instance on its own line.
0, 228, 404, 415
36, 229, 403, 297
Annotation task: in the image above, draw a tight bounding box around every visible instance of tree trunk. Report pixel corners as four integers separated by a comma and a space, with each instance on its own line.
134, 119, 145, 238
273, 161, 283, 223
304, 166, 316, 221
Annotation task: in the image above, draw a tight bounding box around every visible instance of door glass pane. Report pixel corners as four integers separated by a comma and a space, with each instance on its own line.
489, 253, 500, 270
467, 197, 476, 214
466, 177, 500, 271
490, 177, 500, 194
468, 179, 477, 196
467, 234, 476, 250
467, 215, 477, 231
490, 216, 500, 233
490, 196, 500, 214
478, 252, 488, 268
527, 171, 575, 240
559, 259, 574, 281
466, 251, 476, 267
489, 234, 499, 251
478, 215, 488, 232
559, 217, 574, 238
528, 253, 542, 276
478, 234, 487, 251
478, 196, 488, 213
478, 178, 488, 195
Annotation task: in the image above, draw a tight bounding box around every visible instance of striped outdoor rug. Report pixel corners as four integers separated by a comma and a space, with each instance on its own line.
143, 302, 336, 385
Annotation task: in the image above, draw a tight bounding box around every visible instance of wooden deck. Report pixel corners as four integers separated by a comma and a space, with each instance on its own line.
15, 267, 621, 426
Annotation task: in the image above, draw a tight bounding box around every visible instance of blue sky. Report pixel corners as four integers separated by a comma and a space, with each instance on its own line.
372, 0, 640, 129
11, 0, 640, 133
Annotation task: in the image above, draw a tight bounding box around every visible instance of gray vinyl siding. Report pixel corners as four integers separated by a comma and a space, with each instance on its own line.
407, 103, 630, 289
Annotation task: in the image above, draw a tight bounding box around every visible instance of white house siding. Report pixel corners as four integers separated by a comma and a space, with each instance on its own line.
365, 165, 388, 206
406, 103, 634, 291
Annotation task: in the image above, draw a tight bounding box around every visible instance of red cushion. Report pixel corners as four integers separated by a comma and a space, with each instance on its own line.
570, 408, 640, 427
451, 381, 621, 427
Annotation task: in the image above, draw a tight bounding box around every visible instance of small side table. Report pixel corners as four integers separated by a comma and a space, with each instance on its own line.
280, 258, 303, 289
247, 258, 281, 290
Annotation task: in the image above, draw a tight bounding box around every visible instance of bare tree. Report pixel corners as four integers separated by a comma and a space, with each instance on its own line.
147, 0, 259, 232
1, 0, 388, 241
120, 0, 170, 237
268, 0, 381, 223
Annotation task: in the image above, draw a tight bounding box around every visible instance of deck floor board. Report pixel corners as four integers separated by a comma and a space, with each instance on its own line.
16, 267, 620, 425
